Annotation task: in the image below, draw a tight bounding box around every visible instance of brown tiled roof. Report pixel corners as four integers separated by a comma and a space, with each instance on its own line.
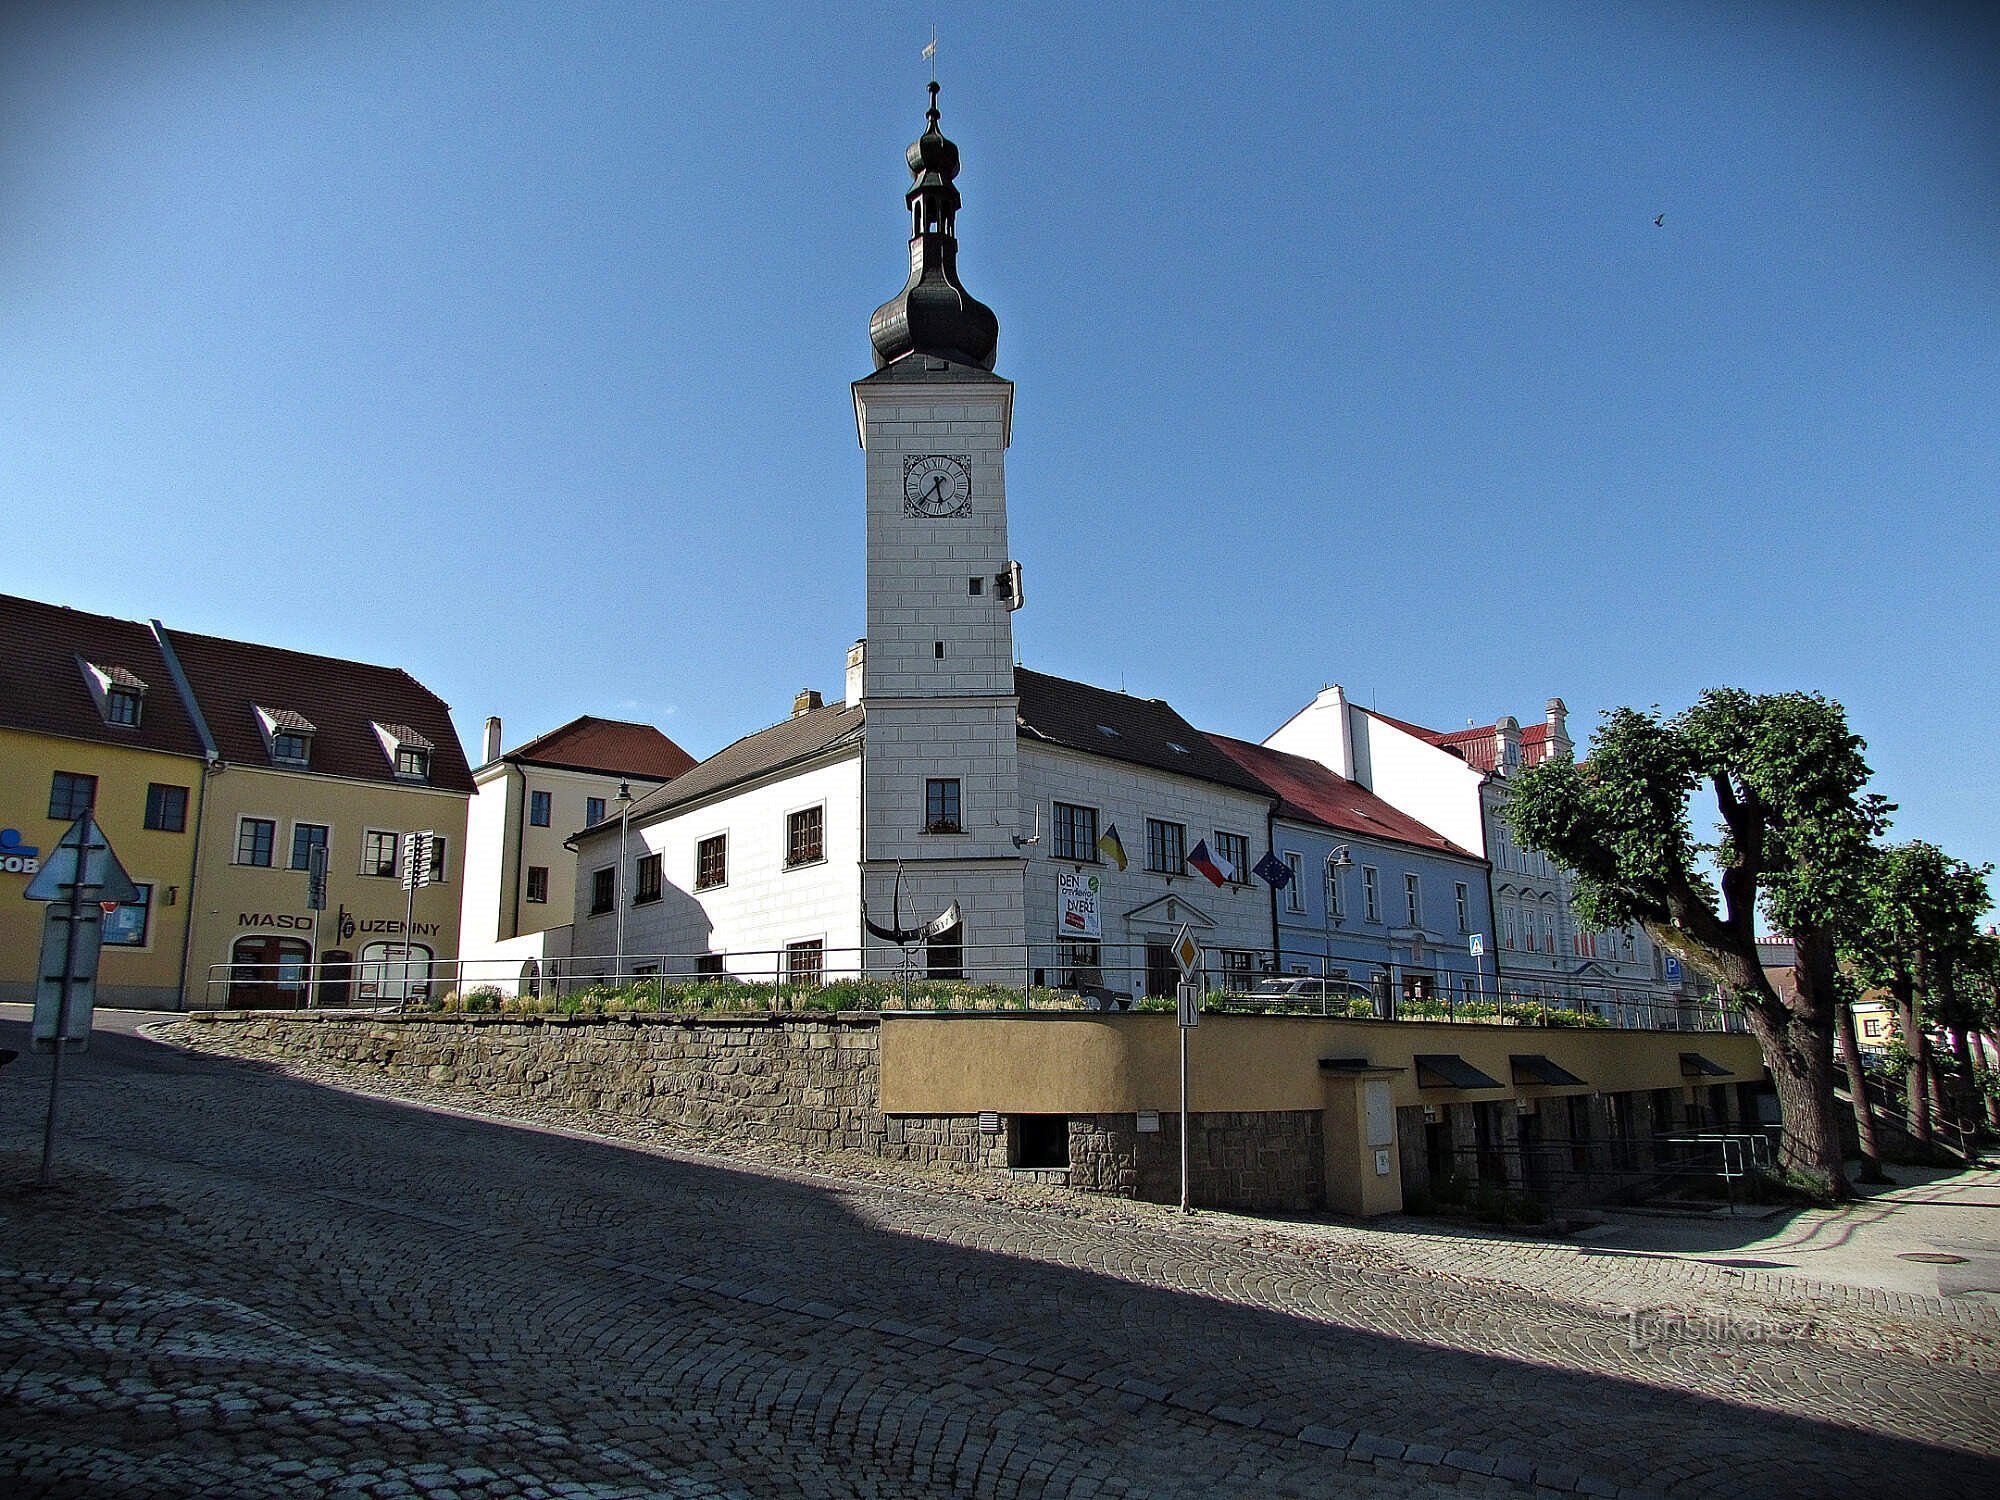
1205, 734, 1481, 860
1365, 708, 1556, 773
0, 595, 206, 759
506, 715, 698, 780
257, 706, 318, 733
161, 627, 475, 793
616, 700, 864, 830
1014, 669, 1271, 797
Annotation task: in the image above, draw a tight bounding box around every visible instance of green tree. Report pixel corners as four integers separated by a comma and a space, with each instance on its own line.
1846, 842, 1991, 1152
1507, 689, 1890, 1198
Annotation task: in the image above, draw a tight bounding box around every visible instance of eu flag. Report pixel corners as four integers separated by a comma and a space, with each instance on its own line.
1252, 851, 1292, 889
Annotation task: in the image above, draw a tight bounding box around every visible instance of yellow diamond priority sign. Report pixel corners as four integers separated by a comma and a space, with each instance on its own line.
1172, 924, 1201, 978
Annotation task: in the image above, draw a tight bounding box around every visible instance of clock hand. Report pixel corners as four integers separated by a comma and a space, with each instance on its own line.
927, 474, 945, 506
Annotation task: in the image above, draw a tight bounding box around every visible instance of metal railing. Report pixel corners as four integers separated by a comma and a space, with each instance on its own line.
200, 941, 1743, 1033
1419, 1129, 1775, 1209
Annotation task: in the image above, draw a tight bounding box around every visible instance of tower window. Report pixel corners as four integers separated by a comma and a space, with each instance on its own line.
968, 577, 982, 596
934, 640, 945, 659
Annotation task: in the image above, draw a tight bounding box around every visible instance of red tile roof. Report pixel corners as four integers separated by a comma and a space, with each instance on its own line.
1368, 710, 1555, 773
504, 716, 697, 781
1205, 733, 1482, 860
161, 626, 476, 793
0, 595, 207, 760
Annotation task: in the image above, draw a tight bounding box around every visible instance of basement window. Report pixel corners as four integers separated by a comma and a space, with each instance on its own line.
1013, 1115, 1070, 1170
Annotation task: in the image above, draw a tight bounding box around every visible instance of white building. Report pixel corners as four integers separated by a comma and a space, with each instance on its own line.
568, 85, 1278, 998
456, 714, 693, 992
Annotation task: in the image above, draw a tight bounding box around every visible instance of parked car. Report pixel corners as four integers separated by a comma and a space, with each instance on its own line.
1226, 975, 1375, 1013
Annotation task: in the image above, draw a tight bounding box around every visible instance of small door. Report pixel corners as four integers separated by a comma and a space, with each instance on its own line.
316, 949, 354, 1009
229, 936, 312, 1009
1144, 942, 1175, 999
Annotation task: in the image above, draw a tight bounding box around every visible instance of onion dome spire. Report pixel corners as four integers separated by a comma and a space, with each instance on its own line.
868, 81, 999, 372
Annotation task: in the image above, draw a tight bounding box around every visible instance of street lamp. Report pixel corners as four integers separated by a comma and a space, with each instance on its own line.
613, 780, 633, 985
1322, 845, 1353, 1007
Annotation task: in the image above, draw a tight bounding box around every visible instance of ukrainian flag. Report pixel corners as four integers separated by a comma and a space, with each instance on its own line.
1096, 823, 1128, 871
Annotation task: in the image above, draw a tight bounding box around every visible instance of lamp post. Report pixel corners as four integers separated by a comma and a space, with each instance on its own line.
1322, 845, 1353, 1012
613, 781, 633, 985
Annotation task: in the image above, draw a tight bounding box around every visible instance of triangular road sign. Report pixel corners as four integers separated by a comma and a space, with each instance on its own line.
24, 814, 141, 905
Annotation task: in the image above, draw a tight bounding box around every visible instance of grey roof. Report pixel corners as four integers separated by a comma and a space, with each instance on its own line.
1014, 669, 1272, 798
613, 700, 865, 831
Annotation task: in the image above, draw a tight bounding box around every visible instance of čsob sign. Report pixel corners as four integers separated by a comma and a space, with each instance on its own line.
1, 828, 43, 875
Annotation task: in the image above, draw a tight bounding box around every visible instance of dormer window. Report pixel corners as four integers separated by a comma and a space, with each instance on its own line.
254, 706, 316, 768
373, 721, 436, 783
79, 659, 147, 728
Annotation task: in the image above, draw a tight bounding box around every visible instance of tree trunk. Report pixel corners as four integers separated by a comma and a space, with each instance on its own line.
1893, 981, 1932, 1148
1739, 993, 1850, 1198
1836, 998, 1888, 1183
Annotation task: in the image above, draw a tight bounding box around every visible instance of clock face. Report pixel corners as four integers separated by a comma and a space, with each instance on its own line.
903, 454, 973, 517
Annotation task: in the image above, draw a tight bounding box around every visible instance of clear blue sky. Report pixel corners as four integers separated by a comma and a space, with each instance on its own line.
3, 3, 1995, 896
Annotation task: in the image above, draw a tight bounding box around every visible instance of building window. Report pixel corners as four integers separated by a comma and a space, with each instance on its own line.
1541, 907, 1557, 953
590, 867, 615, 915
529, 789, 552, 827
695, 834, 727, 890
1052, 801, 1098, 863
271, 730, 310, 767
236, 817, 276, 867
1363, 866, 1380, 923
1284, 851, 1305, 913
1502, 903, 1516, 950
926, 918, 964, 980
1145, 819, 1186, 876
525, 865, 549, 903
1455, 882, 1470, 932
1214, 831, 1250, 885
695, 953, 725, 976
426, 834, 449, 884
362, 829, 399, 878
586, 796, 606, 827
786, 806, 824, 867
1405, 872, 1422, 927
634, 852, 663, 905
1220, 949, 1256, 991
785, 939, 825, 988
1328, 857, 1346, 919
290, 823, 329, 871
49, 771, 97, 820
1862, 1018, 1883, 1039
143, 783, 189, 833
394, 746, 430, 781
924, 778, 962, 834
1055, 940, 1102, 985
106, 685, 143, 726
101, 882, 152, 946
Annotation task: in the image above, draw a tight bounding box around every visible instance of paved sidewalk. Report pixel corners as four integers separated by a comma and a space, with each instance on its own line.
3, 1009, 1997, 1498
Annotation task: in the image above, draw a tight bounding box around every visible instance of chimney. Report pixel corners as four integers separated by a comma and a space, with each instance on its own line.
1494, 714, 1521, 772
482, 716, 502, 764
793, 688, 824, 719
845, 639, 866, 706
1544, 697, 1571, 760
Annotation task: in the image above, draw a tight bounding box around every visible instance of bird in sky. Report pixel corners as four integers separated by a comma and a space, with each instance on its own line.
1655, 214, 1665, 227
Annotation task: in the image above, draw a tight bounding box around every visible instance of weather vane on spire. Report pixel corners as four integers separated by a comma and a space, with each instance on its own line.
923, 24, 937, 83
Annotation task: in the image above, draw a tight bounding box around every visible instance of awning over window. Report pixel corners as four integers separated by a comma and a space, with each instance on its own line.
1414, 1054, 1503, 1090
1510, 1053, 1586, 1087
1680, 1052, 1732, 1078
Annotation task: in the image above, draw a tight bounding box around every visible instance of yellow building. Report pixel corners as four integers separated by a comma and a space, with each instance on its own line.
161, 625, 475, 1010
0, 598, 209, 1008
0, 593, 475, 1010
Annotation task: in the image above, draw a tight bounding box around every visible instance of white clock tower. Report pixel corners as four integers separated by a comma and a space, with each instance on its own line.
852, 82, 1026, 979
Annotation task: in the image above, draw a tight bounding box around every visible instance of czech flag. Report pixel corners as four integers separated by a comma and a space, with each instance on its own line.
1187, 838, 1232, 887
1096, 823, 1128, 871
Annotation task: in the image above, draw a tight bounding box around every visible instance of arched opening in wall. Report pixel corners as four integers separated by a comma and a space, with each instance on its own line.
925, 919, 963, 980
521, 959, 541, 999
228, 935, 311, 1009
357, 941, 434, 1006
316, 949, 354, 1009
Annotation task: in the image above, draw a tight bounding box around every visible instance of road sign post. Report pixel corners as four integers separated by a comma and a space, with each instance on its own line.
1172, 925, 1202, 1215
306, 844, 328, 1007
24, 814, 140, 1187
1470, 932, 1486, 1000
398, 831, 435, 1009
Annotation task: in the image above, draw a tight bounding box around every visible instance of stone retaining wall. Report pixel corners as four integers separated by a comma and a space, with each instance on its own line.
189, 1011, 1326, 1210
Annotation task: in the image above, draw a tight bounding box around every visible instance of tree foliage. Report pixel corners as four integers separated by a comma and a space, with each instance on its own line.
1506, 688, 1890, 1195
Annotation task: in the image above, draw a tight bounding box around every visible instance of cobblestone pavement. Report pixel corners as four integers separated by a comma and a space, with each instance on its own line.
2, 1013, 1996, 1499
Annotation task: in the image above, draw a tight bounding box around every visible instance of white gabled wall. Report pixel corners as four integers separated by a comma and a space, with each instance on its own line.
570, 751, 862, 980
1347, 712, 1489, 858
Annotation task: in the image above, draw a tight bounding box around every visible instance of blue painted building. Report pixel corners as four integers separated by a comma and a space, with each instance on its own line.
1208, 735, 1496, 1003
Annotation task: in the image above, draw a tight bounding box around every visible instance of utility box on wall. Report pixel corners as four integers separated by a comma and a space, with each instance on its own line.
1320, 1061, 1406, 1217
